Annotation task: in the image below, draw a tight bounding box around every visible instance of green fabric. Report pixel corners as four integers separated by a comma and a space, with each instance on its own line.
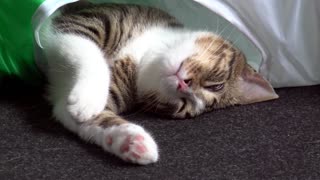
0, 0, 44, 82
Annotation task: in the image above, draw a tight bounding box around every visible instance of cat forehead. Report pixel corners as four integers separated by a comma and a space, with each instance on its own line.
181, 34, 240, 81
165, 33, 240, 78
190, 35, 236, 67
194, 34, 235, 59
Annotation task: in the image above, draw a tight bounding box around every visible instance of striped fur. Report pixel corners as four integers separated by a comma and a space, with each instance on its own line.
50, 3, 185, 129
139, 34, 246, 118
50, 2, 251, 124
44, 2, 278, 164
88, 58, 137, 128
53, 2, 182, 58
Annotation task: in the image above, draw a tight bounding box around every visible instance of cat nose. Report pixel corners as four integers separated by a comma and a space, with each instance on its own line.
177, 79, 192, 92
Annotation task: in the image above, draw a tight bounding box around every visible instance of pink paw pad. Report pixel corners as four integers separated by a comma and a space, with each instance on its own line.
119, 134, 148, 160
120, 136, 131, 153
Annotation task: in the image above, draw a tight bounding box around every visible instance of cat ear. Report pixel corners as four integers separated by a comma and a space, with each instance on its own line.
237, 65, 279, 104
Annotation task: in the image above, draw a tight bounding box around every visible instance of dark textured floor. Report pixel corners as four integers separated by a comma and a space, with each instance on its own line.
0, 79, 319, 180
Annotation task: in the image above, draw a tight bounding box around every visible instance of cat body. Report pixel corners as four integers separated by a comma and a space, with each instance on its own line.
42, 2, 278, 164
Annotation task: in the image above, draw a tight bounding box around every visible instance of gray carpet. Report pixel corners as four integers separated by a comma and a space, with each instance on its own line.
0, 79, 319, 179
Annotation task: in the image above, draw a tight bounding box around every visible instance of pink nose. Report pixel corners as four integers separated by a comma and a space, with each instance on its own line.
177, 79, 189, 91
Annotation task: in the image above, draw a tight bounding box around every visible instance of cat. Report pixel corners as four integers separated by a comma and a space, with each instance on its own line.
41, 2, 278, 165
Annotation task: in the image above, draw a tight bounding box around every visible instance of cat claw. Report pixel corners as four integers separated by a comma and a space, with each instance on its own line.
104, 124, 158, 165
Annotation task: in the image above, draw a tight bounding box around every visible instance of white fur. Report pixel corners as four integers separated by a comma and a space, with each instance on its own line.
44, 33, 110, 124
120, 27, 207, 110
44, 25, 209, 165
102, 124, 158, 164
78, 123, 158, 165
120, 27, 195, 98
44, 31, 158, 165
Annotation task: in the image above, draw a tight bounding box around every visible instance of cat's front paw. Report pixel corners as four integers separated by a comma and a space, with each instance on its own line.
103, 124, 158, 165
67, 85, 108, 122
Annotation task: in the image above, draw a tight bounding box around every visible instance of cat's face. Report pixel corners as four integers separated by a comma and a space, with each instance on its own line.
137, 32, 278, 118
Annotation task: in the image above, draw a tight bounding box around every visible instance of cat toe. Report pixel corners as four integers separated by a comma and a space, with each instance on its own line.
120, 134, 157, 164
104, 124, 158, 165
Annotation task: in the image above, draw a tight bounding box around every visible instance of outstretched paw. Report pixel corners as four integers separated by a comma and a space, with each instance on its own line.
104, 124, 158, 165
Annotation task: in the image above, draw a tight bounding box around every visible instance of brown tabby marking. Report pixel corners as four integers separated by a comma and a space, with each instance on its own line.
53, 3, 186, 126
88, 57, 137, 128
52, 3, 273, 128
107, 57, 137, 114
140, 37, 246, 118
149, 35, 245, 116
94, 110, 127, 128
54, 3, 182, 58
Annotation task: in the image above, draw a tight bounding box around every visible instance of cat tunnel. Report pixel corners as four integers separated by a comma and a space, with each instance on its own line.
1, 0, 319, 87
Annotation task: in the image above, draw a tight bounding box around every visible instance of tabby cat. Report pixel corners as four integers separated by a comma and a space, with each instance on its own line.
42, 2, 278, 165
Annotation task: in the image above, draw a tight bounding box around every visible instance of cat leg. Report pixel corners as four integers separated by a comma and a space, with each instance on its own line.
45, 34, 158, 164
52, 99, 158, 164
71, 109, 158, 165
46, 34, 110, 122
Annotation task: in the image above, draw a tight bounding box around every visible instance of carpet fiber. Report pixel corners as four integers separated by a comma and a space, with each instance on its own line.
0, 79, 319, 179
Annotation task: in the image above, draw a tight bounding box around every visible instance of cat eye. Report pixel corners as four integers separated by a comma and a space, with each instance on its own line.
204, 83, 224, 92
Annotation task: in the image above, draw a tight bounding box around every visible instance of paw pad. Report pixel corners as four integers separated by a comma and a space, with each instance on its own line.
104, 124, 158, 165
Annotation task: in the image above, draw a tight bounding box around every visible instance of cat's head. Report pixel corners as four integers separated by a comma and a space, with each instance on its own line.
137, 32, 278, 118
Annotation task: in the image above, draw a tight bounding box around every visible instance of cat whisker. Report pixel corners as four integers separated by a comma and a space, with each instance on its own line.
216, 23, 231, 38
123, 92, 160, 117
122, 100, 157, 118
230, 33, 242, 47
216, 17, 220, 34
198, 38, 216, 60
139, 100, 159, 114
211, 26, 236, 56
198, 24, 233, 60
